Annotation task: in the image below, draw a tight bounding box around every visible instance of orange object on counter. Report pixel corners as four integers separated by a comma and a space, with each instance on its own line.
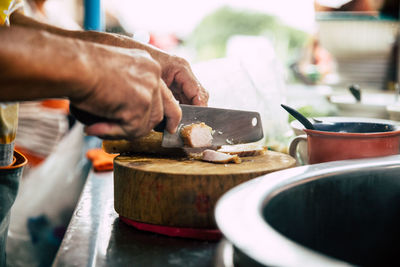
86, 148, 118, 172
40, 99, 70, 114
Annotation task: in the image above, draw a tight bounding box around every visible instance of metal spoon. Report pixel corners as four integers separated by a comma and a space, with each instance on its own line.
281, 104, 315, 130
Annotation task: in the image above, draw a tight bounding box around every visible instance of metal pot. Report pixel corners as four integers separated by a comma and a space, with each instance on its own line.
215, 155, 400, 266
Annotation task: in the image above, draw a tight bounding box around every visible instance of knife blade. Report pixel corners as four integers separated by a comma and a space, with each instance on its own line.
70, 104, 263, 147
158, 104, 263, 148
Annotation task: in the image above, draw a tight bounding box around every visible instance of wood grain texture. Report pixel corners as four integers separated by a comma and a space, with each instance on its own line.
114, 151, 296, 228
102, 131, 185, 156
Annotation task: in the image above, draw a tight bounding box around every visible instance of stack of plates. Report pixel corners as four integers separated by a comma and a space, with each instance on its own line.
316, 14, 399, 89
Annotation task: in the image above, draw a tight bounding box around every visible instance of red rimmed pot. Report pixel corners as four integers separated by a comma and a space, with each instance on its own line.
289, 122, 400, 164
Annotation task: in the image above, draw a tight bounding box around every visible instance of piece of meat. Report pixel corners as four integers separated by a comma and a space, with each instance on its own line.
180, 122, 213, 148
201, 149, 241, 164
217, 143, 267, 157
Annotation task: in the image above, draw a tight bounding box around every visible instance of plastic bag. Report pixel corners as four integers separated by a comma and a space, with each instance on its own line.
193, 36, 290, 152
6, 123, 89, 267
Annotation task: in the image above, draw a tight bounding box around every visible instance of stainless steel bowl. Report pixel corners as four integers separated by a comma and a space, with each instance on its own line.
215, 155, 400, 266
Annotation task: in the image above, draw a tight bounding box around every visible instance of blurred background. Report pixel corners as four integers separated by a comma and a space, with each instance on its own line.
6, 0, 400, 266
17, 0, 400, 148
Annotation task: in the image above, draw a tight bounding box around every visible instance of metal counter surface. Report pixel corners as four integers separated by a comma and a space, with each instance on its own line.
52, 170, 218, 267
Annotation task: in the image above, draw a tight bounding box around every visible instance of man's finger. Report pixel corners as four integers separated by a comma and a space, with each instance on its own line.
145, 80, 164, 133
174, 70, 209, 106
190, 84, 209, 107
160, 80, 182, 134
84, 122, 127, 139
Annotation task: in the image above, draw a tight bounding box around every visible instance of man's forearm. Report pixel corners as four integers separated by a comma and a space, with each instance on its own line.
10, 12, 170, 64
0, 25, 93, 101
8, 12, 209, 107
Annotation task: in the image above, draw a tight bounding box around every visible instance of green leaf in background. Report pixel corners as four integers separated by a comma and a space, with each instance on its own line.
185, 6, 309, 64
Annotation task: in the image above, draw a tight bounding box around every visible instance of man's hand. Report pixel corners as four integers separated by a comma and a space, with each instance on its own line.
0, 26, 181, 140
159, 55, 209, 106
69, 46, 181, 140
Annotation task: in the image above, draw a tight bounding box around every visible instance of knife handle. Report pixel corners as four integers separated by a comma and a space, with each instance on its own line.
69, 105, 116, 125
70, 105, 166, 132
153, 117, 166, 132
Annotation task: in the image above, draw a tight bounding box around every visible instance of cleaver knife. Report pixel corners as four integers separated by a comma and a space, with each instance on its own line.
69, 104, 263, 147
155, 104, 264, 148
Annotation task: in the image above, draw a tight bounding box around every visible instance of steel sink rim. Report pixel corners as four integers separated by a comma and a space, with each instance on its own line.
214, 154, 400, 267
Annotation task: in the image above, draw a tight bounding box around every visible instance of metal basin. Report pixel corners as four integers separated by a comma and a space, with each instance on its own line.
215, 155, 400, 266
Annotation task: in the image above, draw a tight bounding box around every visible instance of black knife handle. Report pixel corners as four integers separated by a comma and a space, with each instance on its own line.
153, 117, 167, 132
69, 104, 166, 132
69, 105, 115, 125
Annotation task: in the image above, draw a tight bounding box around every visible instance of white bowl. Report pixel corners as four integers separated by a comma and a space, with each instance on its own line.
386, 104, 400, 121
329, 93, 397, 119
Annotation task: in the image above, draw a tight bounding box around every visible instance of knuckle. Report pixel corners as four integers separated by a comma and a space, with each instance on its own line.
119, 110, 133, 123
142, 94, 152, 110
152, 61, 162, 77
150, 75, 161, 89
171, 55, 189, 68
140, 68, 161, 88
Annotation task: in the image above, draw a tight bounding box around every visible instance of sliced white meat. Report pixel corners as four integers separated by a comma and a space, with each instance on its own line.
217, 143, 267, 157
180, 122, 213, 148
201, 149, 241, 164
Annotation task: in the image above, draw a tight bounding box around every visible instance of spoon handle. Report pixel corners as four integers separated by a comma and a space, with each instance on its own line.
349, 84, 361, 102
281, 104, 315, 130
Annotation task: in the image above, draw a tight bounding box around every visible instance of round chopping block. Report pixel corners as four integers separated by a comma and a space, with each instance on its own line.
114, 151, 295, 229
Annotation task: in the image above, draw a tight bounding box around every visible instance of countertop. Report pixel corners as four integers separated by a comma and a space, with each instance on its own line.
52, 170, 219, 267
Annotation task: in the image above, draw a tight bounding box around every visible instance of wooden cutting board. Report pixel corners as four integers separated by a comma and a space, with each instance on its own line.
114, 151, 296, 229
